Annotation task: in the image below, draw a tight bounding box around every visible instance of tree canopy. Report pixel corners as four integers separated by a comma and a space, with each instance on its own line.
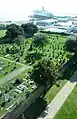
65, 35, 77, 53
33, 34, 48, 48
21, 23, 38, 37
29, 58, 56, 85
5, 24, 24, 39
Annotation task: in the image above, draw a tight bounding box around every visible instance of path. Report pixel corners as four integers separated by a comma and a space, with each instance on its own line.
0, 65, 32, 85
0, 56, 25, 66
38, 71, 77, 119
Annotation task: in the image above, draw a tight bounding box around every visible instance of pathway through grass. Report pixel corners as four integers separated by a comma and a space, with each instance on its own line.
54, 83, 77, 119
38, 71, 77, 119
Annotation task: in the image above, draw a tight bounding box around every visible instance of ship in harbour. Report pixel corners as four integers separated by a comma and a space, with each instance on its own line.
29, 7, 54, 21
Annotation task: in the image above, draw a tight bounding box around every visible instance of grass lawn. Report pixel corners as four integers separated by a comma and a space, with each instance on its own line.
0, 30, 6, 38
0, 57, 21, 79
44, 79, 67, 104
54, 84, 77, 119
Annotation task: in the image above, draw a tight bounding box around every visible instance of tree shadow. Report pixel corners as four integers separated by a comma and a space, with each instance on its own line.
23, 97, 48, 119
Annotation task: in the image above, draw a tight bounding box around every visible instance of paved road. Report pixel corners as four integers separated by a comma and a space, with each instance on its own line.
0, 56, 25, 66
38, 71, 77, 119
0, 65, 32, 86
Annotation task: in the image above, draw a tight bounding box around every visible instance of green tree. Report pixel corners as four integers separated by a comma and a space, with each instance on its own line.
29, 58, 56, 85
33, 34, 48, 48
65, 35, 77, 53
13, 35, 24, 45
21, 23, 38, 37
5, 24, 24, 39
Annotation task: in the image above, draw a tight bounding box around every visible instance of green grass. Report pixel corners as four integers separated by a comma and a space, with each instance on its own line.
54, 84, 77, 119
0, 30, 6, 38
0, 57, 21, 79
44, 79, 67, 104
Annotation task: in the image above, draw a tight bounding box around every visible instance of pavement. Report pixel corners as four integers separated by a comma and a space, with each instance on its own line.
38, 71, 77, 119
0, 65, 31, 86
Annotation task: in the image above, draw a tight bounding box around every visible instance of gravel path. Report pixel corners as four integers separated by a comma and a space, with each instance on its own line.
38, 71, 77, 119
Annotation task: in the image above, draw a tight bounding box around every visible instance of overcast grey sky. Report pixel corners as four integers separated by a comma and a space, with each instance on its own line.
0, 0, 77, 21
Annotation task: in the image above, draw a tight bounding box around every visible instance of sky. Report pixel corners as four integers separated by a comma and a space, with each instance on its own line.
0, 0, 77, 21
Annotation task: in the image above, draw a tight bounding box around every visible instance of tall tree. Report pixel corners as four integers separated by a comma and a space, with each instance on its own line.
21, 23, 38, 37
65, 35, 77, 53
5, 24, 24, 39
29, 58, 56, 85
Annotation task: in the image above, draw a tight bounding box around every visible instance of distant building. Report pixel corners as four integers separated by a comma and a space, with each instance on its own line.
29, 7, 54, 20
43, 27, 67, 33
68, 26, 77, 33
36, 19, 57, 27
56, 16, 72, 22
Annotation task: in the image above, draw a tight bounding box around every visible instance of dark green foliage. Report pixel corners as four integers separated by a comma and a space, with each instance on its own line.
65, 35, 77, 53
13, 35, 24, 44
29, 58, 56, 85
1, 102, 5, 107
14, 78, 22, 86
6, 24, 24, 38
66, 53, 73, 59
56, 35, 58, 39
21, 23, 38, 37
29, 44, 33, 51
4, 47, 9, 54
40, 30, 70, 36
25, 51, 43, 64
0, 24, 24, 44
33, 34, 48, 48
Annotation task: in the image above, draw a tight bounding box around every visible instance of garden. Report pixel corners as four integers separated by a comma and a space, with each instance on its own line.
0, 57, 20, 78
0, 31, 73, 70
0, 70, 37, 117
0, 23, 76, 119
